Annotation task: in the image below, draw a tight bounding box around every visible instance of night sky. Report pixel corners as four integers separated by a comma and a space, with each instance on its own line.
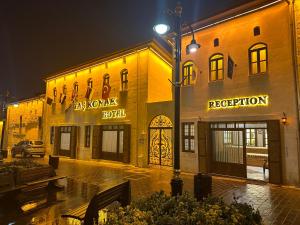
0, 0, 253, 100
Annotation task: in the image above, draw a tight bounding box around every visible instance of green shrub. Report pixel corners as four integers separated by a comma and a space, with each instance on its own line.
105, 191, 262, 225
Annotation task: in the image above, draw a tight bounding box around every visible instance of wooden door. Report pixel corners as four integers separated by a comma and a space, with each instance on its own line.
122, 125, 131, 163
198, 122, 210, 173
267, 120, 282, 184
54, 127, 60, 155
92, 126, 101, 159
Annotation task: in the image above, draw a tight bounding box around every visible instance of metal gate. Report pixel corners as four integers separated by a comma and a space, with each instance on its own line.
211, 127, 247, 178
148, 115, 173, 167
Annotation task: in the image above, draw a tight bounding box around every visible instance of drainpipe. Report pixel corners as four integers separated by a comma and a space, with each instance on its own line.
288, 0, 300, 185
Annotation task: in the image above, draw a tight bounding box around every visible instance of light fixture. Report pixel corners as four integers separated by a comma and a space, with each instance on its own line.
186, 25, 200, 54
13, 104, 19, 108
153, 23, 170, 35
282, 112, 287, 125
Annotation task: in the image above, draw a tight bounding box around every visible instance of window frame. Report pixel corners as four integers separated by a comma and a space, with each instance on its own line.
182, 61, 195, 86
121, 69, 128, 91
248, 43, 268, 75
182, 122, 195, 152
84, 125, 91, 148
209, 53, 224, 82
103, 74, 110, 85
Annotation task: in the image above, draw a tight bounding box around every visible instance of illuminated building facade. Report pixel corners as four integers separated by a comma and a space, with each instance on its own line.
44, 41, 173, 166
180, 0, 300, 185
3, 96, 45, 150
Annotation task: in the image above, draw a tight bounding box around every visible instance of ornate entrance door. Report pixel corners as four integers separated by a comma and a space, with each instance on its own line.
149, 115, 173, 166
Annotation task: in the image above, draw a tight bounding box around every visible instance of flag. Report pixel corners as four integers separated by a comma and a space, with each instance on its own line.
227, 56, 235, 79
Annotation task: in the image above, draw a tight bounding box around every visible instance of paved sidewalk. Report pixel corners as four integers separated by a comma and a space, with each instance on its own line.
1, 157, 300, 225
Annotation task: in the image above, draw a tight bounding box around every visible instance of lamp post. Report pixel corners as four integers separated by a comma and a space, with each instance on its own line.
153, 2, 200, 196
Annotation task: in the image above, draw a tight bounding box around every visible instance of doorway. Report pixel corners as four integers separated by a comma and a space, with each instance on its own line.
209, 121, 281, 183
148, 115, 173, 167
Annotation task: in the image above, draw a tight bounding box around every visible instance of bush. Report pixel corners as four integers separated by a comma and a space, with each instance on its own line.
104, 191, 262, 225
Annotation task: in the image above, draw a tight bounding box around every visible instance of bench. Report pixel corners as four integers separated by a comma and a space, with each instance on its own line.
61, 180, 131, 225
0, 175, 66, 196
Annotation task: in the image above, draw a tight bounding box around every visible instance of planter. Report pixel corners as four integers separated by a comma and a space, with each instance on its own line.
0, 172, 15, 191
15, 165, 54, 185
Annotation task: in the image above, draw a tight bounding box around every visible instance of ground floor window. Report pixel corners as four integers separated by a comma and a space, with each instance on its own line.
182, 122, 195, 152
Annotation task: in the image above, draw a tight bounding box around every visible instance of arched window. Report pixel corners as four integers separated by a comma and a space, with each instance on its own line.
60, 85, 67, 104
182, 61, 196, 86
121, 69, 128, 90
254, 26, 260, 36
53, 87, 57, 102
249, 43, 267, 75
209, 54, 224, 81
86, 78, 93, 99
72, 82, 79, 102
214, 38, 219, 47
103, 74, 110, 85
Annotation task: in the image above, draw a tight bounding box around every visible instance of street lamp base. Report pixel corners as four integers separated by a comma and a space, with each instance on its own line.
171, 170, 183, 196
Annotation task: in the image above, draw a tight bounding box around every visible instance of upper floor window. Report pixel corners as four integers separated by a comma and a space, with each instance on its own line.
103, 74, 110, 85
53, 87, 57, 102
182, 61, 196, 86
72, 82, 79, 102
86, 78, 93, 99
249, 43, 267, 75
209, 54, 224, 81
121, 69, 128, 90
254, 26, 260, 36
60, 85, 67, 104
214, 38, 219, 47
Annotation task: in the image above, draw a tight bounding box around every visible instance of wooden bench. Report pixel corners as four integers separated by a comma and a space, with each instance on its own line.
61, 180, 131, 225
0, 175, 66, 196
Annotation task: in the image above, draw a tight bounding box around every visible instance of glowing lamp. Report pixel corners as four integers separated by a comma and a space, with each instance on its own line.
153, 23, 170, 35
281, 112, 287, 125
186, 39, 200, 54
13, 104, 19, 108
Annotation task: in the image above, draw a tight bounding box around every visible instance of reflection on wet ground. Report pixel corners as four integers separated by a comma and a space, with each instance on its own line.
1, 157, 300, 225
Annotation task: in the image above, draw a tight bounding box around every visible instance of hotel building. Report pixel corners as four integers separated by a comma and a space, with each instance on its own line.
43, 41, 173, 167
179, 0, 300, 185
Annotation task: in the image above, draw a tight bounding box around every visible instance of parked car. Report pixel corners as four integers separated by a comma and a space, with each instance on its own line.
11, 140, 45, 158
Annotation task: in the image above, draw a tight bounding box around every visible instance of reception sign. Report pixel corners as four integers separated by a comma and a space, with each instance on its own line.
208, 95, 269, 110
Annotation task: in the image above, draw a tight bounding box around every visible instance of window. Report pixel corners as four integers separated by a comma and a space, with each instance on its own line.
249, 43, 267, 75
53, 87, 57, 102
50, 126, 55, 144
214, 38, 219, 47
254, 26, 260, 36
60, 85, 67, 104
182, 61, 195, 86
103, 74, 110, 85
182, 122, 195, 152
85, 126, 91, 148
209, 54, 224, 81
246, 129, 256, 146
121, 69, 128, 90
86, 78, 93, 99
72, 82, 79, 102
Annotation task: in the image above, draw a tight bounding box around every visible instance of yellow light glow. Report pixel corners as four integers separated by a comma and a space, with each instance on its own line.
102, 109, 126, 119
208, 95, 269, 110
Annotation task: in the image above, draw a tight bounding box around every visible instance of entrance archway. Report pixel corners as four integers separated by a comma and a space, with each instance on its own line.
148, 115, 173, 166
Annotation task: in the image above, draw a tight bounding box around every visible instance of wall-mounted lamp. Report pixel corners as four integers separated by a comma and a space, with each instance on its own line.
282, 112, 287, 125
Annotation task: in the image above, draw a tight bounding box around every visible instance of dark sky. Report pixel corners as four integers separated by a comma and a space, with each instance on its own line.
0, 0, 253, 100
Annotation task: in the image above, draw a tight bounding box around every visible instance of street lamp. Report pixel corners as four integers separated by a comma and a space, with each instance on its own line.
153, 2, 200, 196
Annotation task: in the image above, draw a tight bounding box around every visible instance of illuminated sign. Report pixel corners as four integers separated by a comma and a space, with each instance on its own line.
74, 97, 118, 111
208, 95, 269, 110
102, 109, 126, 119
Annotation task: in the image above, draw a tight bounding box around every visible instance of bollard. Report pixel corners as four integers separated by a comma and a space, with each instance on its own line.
49, 155, 60, 169
194, 173, 212, 201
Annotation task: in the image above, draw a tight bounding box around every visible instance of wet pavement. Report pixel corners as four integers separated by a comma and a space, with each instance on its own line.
1, 157, 300, 225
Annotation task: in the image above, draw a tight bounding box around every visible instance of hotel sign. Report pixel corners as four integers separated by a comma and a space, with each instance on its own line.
74, 98, 118, 111
208, 95, 269, 110
102, 109, 126, 119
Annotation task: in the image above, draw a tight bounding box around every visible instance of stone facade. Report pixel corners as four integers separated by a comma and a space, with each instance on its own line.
4, 96, 44, 150
180, 1, 299, 184
44, 41, 173, 167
